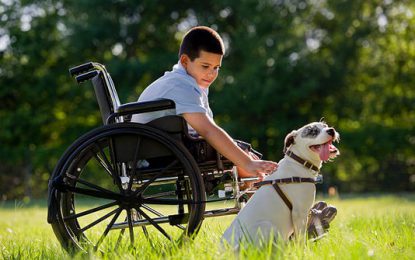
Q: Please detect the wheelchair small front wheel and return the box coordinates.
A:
[48,123,206,252]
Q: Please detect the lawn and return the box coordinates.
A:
[0,193,414,259]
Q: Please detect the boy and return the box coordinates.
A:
[132,26,278,178]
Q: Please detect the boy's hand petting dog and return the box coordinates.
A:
[237,152,278,180]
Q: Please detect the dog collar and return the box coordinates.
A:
[285,150,320,172]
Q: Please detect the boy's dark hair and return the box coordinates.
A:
[179,26,225,60]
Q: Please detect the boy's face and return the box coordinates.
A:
[180,50,222,89]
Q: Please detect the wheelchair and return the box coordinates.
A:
[47,62,257,252]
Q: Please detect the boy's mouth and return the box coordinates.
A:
[203,79,212,84]
[201,79,213,86]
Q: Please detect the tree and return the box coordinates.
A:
[0,0,414,199]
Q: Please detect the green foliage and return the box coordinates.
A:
[0,0,414,198]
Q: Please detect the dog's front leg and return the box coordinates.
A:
[291,207,309,242]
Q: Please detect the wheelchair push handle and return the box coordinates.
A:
[75,70,99,84]
[69,62,95,76]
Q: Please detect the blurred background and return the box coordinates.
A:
[0,0,414,200]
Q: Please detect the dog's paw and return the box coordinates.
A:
[311,201,327,211]
[307,204,337,239]
[321,205,337,224]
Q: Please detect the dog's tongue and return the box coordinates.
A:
[320,142,331,161]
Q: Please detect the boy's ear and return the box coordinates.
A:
[180,54,189,68]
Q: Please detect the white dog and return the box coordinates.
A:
[222,122,340,248]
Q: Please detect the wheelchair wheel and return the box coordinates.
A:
[48,123,206,252]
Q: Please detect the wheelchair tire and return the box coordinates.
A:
[48,123,206,252]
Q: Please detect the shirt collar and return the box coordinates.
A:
[172,61,209,95]
[172,61,188,76]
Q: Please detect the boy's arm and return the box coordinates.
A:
[182,113,277,177]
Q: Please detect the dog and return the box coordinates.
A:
[222,121,340,248]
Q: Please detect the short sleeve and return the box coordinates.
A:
[166,82,207,115]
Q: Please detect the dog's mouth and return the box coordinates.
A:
[309,140,339,162]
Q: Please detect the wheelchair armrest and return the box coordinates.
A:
[117,99,175,115]
[106,99,175,124]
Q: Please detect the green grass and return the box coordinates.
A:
[1,194,414,259]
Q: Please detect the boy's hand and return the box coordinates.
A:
[238,150,278,180]
[238,159,278,180]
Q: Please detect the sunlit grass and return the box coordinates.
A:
[1,194,414,259]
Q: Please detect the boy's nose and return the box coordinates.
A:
[207,69,216,76]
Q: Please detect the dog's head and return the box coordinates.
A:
[284,121,340,166]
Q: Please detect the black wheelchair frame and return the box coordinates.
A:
[47,62,254,252]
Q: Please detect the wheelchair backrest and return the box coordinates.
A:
[91,71,121,124]
[69,62,121,125]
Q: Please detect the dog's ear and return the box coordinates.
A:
[283,130,297,153]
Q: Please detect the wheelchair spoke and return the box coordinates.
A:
[108,137,123,184]
[65,185,122,200]
[127,136,142,192]
[93,143,116,177]
[94,138,123,191]
[133,160,179,196]
[175,224,186,231]
[141,204,164,217]
[63,201,118,221]
[66,174,118,195]
[142,197,194,205]
[93,153,114,177]
[94,207,123,251]
[79,207,120,233]
[135,207,172,241]
[143,191,176,199]
[135,211,156,250]
[93,142,123,192]
[114,226,126,251]
[137,212,149,237]
[126,208,135,246]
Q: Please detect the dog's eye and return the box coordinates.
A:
[301,126,321,138]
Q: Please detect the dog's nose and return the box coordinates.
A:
[326,128,335,137]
